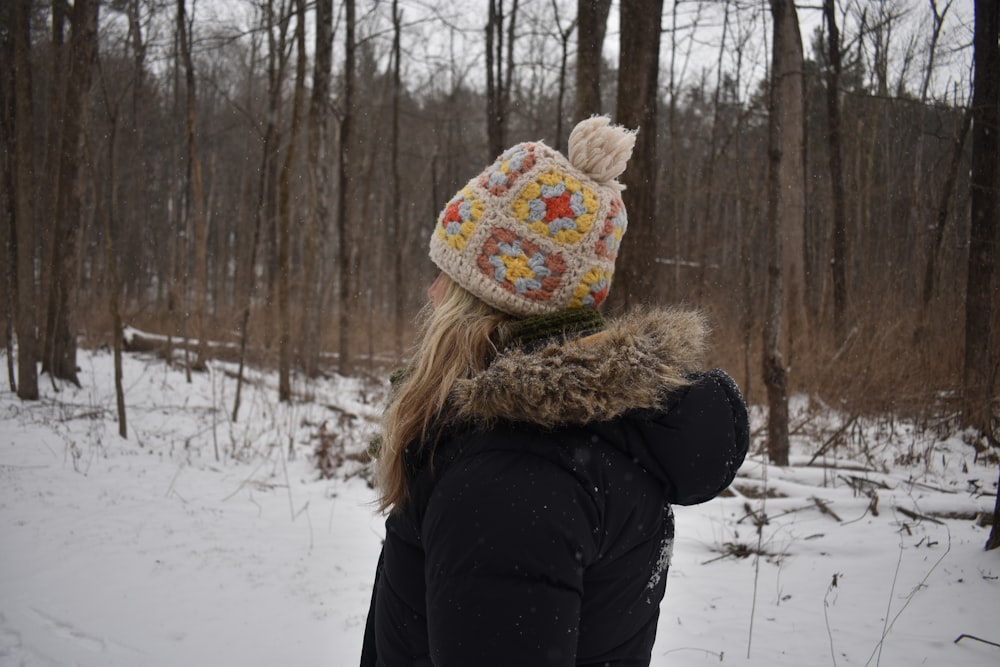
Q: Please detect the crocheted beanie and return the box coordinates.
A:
[428,116,636,317]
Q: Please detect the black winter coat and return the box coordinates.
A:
[361,310,749,667]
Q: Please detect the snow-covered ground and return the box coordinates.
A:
[1,347,997,666]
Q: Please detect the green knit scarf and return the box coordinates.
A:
[502,308,606,351]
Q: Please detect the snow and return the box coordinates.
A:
[1,348,998,666]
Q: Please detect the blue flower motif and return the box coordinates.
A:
[540,182,565,199]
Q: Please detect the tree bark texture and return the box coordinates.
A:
[337,0,356,376]
[277,0,307,402]
[303,0,333,378]
[763,0,806,466]
[7,0,39,399]
[177,0,208,370]
[964,0,999,436]
[823,0,848,342]
[42,0,100,387]
[613,0,663,310]
[574,0,611,125]
[391,0,406,360]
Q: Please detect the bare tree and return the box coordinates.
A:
[92,61,129,438]
[337,0,357,376]
[574,0,611,125]
[486,0,519,158]
[822,0,848,342]
[42,0,100,387]
[964,0,998,443]
[3,0,39,399]
[177,0,209,371]
[613,0,663,309]
[763,0,807,466]
[550,0,577,150]
[234,0,292,421]
[391,0,406,360]
[302,0,333,378]
[276,0,307,402]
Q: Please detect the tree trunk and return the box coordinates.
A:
[42,0,100,387]
[775,0,807,364]
[486,1,504,158]
[552,2,575,151]
[763,0,806,466]
[303,0,333,378]
[574,0,611,125]
[277,0,307,402]
[92,85,127,438]
[177,0,208,370]
[6,0,39,399]
[612,0,663,309]
[823,0,848,342]
[337,0,356,376]
[964,0,999,436]
[391,0,405,361]
[233,0,289,421]
[1,0,16,392]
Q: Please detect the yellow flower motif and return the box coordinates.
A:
[469,198,484,220]
[581,267,604,284]
[513,199,531,221]
[564,175,581,192]
[436,225,446,240]
[501,254,534,280]
[448,235,467,250]
[528,221,549,236]
[538,170,563,187]
[521,182,541,200]
[582,188,598,212]
[575,214,594,234]
[460,221,476,239]
[499,161,511,174]
[573,282,591,299]
[553,229,583,245]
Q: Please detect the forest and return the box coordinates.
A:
[1,0,997,472]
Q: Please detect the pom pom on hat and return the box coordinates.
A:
[428,116,635,317]
[568,116,636,190]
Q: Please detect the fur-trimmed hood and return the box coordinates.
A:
[451,308,709,427]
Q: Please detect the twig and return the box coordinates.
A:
[280,437,296,522]
[747,454,768,659]
[904,478,957,494]
[808,415,859,465]
[208,361,220,462]
[954,634,1000,649]
[221,451,272,502]
[896,506,944,525]
[874,531,905,667]
[165,464,184,499]
[865,522,953,666]
[824,573,841,667]
[811,496,843,522]
[662,647,724,661]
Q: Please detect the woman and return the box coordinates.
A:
[361,117,749,666]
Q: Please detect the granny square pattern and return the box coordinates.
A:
[428,117,634,317]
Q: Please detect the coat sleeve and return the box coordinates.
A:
[421,444,600,667]
[653,368,749,505]
[594,368,749,507]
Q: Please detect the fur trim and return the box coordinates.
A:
[452,309,708,427]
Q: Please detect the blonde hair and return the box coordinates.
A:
[376,278,511,512]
